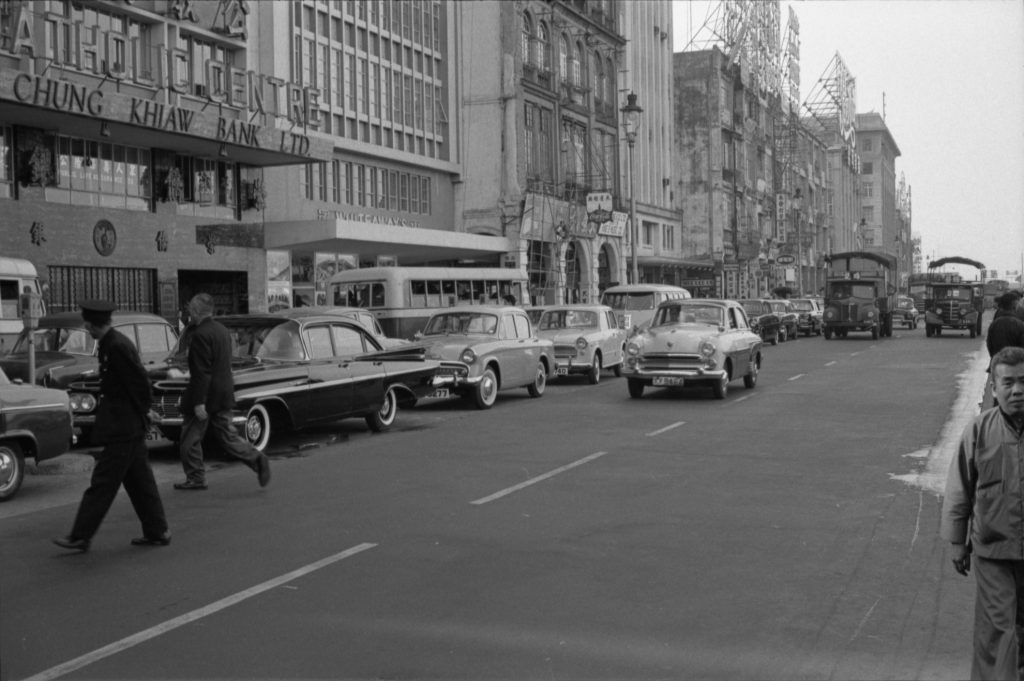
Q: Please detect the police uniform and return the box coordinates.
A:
[54,300,169,551]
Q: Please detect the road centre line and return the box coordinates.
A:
[471,452,609,505]
[825,361,838,366]
[787,374,806,381]
[732,394,754,403]
[23,543,378,681]
[646,421,686,437]
[850,351,862,356]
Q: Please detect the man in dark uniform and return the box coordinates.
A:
[175,293,270,490]
[54,300,170,552]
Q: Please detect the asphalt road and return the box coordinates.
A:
[1,319,987,680]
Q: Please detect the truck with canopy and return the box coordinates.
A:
[923,256,985,338]
[822,251,897,340]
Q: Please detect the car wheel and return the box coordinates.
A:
[613,362,622,378]
[770,329,779,346]
[712,370,730,400]
[587,355,601,385]
[823,327,832,340]
[871,325,879,340]
[527,361,547,397]
[970,326,977,339]
[0,442,25,502]
[473,367,499,409]
[743,356,759,389]
[790,326,798,340]
[366,386,398,432]
[779,327,788,343]
[244,404,272,451]
[627,378,644,398]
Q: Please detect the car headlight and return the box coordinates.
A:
[575,337,589,350]
[866,310,875,319]
[69,393,97,412]
[460,348,476,364]
[698,340,716,358]
[825,310,834,319]
[626,342,641,356]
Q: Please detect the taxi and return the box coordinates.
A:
[535,304,626,384]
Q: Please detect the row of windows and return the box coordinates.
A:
[521,10,618,106]
[302,161,431,215]
[524,103,616,189]
[296,0,443,53]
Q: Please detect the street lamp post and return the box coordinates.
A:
[621,92,643,285]
[793,188,803,296]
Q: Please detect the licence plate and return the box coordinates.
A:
[428,388,450,399]
[653,376,685,386]
[556,367,569,376]
[145,426,163,441]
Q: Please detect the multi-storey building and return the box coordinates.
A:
[258,0,522,308]
[674,46,780,300]
[0,0,334,320]
[854,112,901,257]
[619,0,691,288]
[459,0,628,305]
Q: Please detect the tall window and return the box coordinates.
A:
[536,22,549,70]
[559,35,570,82]
[592,51,603,104]
[522,13,533,64]
[571,42,582,86]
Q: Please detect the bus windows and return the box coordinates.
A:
[426,280,442,306]
[442,281,456,307]
[411,280,427,308]
[457,281,472,304]
[370,283,385,307]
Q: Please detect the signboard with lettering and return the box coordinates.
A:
[776,254,796,265]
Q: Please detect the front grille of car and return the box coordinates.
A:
[436,361,469,378]
[554,344,577,358]
[152,392,183,420]
[638,353,702,371]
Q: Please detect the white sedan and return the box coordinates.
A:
[622,299,763,400]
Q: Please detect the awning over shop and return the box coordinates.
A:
[638,256,716,269]
[264,219,514,264]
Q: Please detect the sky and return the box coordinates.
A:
[673,0,1024,281]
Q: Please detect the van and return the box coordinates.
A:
[0,257,45,353]
[599,284,691,333]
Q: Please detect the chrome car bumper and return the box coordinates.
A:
[622,366,727,382]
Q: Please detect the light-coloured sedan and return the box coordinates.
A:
[622,299,763,400]
[415,306,555,409]
[536,304,626,384]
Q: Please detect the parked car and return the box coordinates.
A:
[139,312,460,450]
[0,366,75,501]
[621,299,762,400]
[535,304,626,384]
[413,305,554,408]
[0,311,178,443]
[279,306,407,348]
[767,299,799,341]
[790,298,823,336]
[738,299,782,345]
[893,295,920,330]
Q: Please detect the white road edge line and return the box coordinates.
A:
[787,374,805,381]
[647,421,686,437]
[471,452,609,505]
[22,543,379,681]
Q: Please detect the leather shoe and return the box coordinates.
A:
[257,454,271,487]
[174,480,207,490]
[53,536,90,552]
[131,532,171,547]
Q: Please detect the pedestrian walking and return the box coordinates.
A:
[942,345,1024,679]
[175,293,270,490]
[988,294,1024,358]
[53,300,169,552]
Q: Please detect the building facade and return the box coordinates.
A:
[459,0,628,306]
[0,0,334,322]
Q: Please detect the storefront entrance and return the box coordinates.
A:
[178,270,249,317]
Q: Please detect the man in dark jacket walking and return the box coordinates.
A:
[175,293,270,490]
[54,300,169,552]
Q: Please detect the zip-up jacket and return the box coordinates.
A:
[942,408,1024,558]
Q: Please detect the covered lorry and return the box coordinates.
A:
[923,256,985,338]
[822,251,897,340]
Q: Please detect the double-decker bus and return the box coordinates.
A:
[328,267,530,340]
